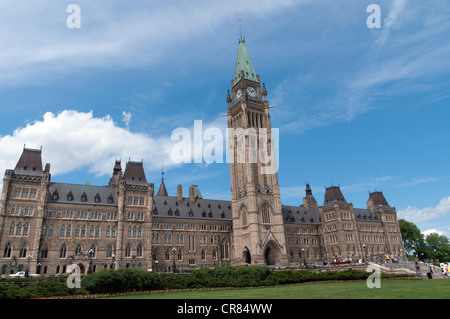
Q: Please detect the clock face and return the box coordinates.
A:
[246,86,257,98]
[235,88,242,99]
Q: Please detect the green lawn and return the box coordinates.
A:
[105,279,450,299]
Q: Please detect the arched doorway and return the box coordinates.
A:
[264,242,279,266]
[243,247,251,264]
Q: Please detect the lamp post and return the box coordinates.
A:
[362,244,367,262]
[302,248,307,269]
[26,254,31,277]
[87,249,94,274]
[172,247,177,273]
[111,254,115,270]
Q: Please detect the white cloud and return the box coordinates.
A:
[122,111,132,129]
[0,110,176,179]
[422,229,447,238]
[398,196,450,227]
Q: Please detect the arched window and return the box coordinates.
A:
[95,226,99,237]
[240,206,248,227]
[60,225,65,236]
[201,249,206,260]
[9,222,15,234]
[19,243,27,258]
[106,226,110,236]
[177,249,182,261]
[76,225,80,237]
[111,226,116,237]
[60,244,67,258]
[75,244,82,255]
[125,245,131,257]
[48,224,53,236]
[165,249,170,260]
[90,226,94,237]
[261,203,271,224]
[16,222,22,235]
[23,223,29,235]
[137,244,143,257]
[3,243,11,258]
[11,206,15,214]
[107,245,113,257]
[128,226,132,237]
[66,225,71,236]
[40,244,48,258]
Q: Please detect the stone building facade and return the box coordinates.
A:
[0,38,406,276]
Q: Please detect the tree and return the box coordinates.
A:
[399,219,424,256]
[424,233,450,262]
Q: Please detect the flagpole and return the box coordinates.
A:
[238,19,242,39]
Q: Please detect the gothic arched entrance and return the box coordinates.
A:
[243,247,251,264]
[264,242,279,266]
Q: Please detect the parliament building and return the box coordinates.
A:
[0,38,406,275]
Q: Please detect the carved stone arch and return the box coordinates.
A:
[242,246,251,264]
[258,201,272,224]
[263,240,280,266]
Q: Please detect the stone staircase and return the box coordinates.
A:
[367,261,426,277]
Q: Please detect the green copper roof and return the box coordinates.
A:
[233,37,258,86]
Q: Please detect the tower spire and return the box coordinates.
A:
[157,165,168,196]
[233,36,257,86]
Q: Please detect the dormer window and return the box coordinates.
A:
[52,191,59,200]
[67,192,73,201]
[81,192,87,202]
[95,196,101,203]
[108,195,114,204]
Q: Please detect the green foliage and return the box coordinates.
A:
[0,266,411,299]
[0,280,86,299]
[81,268,162,294]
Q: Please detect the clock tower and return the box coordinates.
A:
[227,37,288,266]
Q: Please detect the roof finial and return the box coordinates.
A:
[161,164,165,181]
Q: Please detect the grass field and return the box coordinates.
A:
[105,279,450,299]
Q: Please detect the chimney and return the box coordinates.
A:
[189,185,195,203]
[177,184,183,202]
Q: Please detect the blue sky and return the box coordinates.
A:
[1,0,449,237]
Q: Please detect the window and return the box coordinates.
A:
[48,224,53,236]
[52,191,58,200]
[108,195,114,204]
[107,245,113,258]
[67,193,73,201]
[9,222,15,234]
[60,245,66,258]
[40,245,48,258]
[23,223,28,235]
[75,245,81,255]
[81,193,87,202]
[125,245,131,257]
[3,243,11,258]
[137,244,143,257]
[95,195,101,203]
[261,203,271,224]
[19,244,27,258]
[10,206,15,215]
